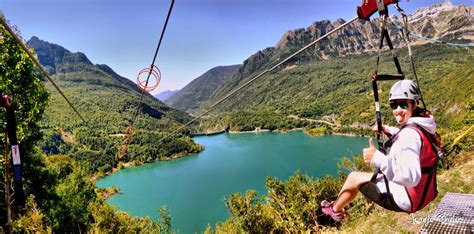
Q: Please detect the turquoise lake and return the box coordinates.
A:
[96,131,369,233]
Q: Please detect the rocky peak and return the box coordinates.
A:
[411,0,457,22]
[27,36,92,74]
[273,2,472,58]
[408,3,473,42]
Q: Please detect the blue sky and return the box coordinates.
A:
[1,0,470,93]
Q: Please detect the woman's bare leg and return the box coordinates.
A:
[332,171,374,212]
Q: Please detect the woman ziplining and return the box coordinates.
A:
[320,0,446,220]
[321,80,441,220]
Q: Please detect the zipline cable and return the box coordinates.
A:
[119,0,174,159]
[0,17,87,123]
[131,0,174,124]
[155,16,359,144]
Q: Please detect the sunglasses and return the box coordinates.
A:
[390,101,410,110]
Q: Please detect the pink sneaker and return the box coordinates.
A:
[321,200,345,221]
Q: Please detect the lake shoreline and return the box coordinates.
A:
[95,130,370,233]
[94,126,368,183]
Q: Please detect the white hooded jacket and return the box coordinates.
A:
[370,115,436,211]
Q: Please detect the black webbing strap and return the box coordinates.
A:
[421,167,434,174]
[382,28,403,75]
[375,74,404,81]
[376,0,388,15]
[1,93,25,207]
[370,11,405,182]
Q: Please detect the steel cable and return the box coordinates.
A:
[131,0,174,124]
[120,0,174,159]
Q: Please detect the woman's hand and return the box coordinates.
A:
[372,125,392,137]
[363,138,376,164]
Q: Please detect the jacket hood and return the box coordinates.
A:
[407,115,436,134]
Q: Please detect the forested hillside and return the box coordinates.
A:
[27,36,202,174]
[1,24,176,232]
[202,45,472,130]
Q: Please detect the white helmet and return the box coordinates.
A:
[389,80,420,101]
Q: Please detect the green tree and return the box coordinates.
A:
[1,19,50,227]
[53,167,95,231]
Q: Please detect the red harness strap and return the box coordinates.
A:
[398,124,439,213]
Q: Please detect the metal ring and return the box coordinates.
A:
[136,65,161,92]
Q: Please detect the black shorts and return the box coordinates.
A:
[359,175,406,213]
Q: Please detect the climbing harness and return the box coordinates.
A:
[0,17,87,124]
[1,92,25,207]
[360,123,441,213]
[119,0,174,159]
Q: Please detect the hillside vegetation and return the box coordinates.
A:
[27,36,202,175]
[165,65,240,113]
[198,45,472,135]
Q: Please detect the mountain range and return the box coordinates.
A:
[27,1,473,133]
[167,2,472,118]
[194,2,473,128]
[27,36,192,129]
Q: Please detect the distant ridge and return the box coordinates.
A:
[165,65,240,112]
[155,90,179,101]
